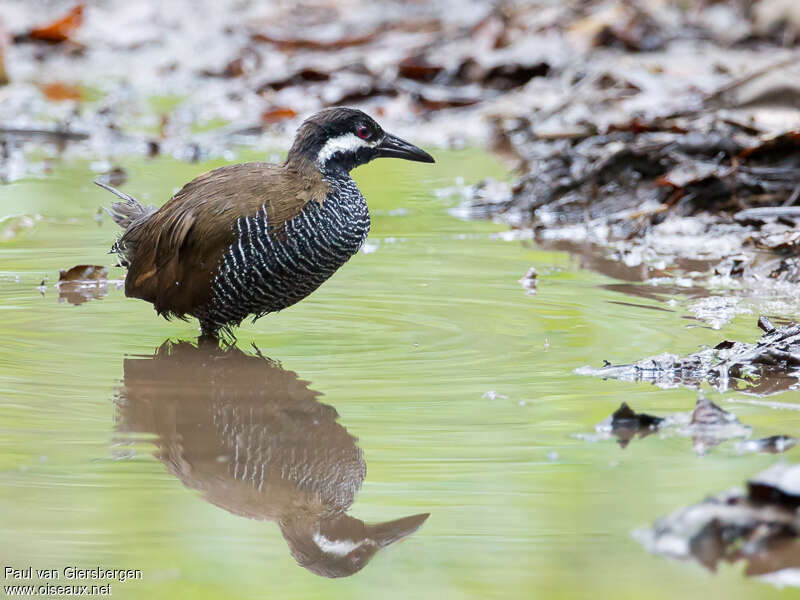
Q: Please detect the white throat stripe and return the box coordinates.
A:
[316,133,369,167]
[312,532,363,556]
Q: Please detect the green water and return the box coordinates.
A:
[1,149,799,599]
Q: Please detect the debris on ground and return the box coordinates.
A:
[736,435,798,455]
[634,463,800,588]
[0,0,797,199]
[592,402,663,448]
[575,394,767,455]
[518,266,538,295]
[56,264,117,304]
[576,318,800,396]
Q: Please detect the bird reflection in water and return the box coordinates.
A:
[114,340,429,578]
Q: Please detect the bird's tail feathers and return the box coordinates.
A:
[95,180,156,230]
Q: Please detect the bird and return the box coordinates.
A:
[97,107,434,338]
[116,340,430,577]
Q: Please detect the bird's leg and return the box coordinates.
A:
[198,319,221,347]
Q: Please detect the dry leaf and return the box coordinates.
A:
[39,81,82,101]
[28,4,84,43]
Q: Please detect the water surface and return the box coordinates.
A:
[1,149,799,598]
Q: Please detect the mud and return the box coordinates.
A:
[635,463,800,586]
[577,318,800,396]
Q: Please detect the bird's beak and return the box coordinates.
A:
[377,133,435,163]
[367,513,430,547]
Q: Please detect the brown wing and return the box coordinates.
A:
[120,161,329,318]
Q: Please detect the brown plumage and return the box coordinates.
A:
[115,340,430,577]
[100,107,435,337]
[113,159,328,319]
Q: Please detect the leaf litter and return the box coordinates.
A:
[634,463,800,587]
[576,318,800,396]
[56,264,121,305]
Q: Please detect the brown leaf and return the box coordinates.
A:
[202,57,245,79]
[57,264,110,305]
[256,68,330,93]
[39,81,82,101]
[58,264,108,282]
[27,4,84,44]
[398,56,443,82]
[261,107,297,124]
[0,18,8,85]
[201,47,261,79]
[251,27,378,51]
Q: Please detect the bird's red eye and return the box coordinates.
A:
[356,126,370,140]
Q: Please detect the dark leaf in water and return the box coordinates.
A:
[57,265,110,305]
[608,402,663,448]
[612,402,663,430]
[58,265,108,282]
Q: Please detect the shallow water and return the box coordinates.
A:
[2,149,800,598]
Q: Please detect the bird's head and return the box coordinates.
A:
[287,107,435,174]
[280,512,430,578]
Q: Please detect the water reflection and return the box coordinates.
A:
[114,340,429,578]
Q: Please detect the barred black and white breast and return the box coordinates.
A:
[100,107,434,338]
[203,175,370,332]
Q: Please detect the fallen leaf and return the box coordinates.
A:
[27,4,84,44]
[59,264,108,282]
[637,463,800,579]
[0,17,8,85]
[398,56,443,82]
[57,264,110,305]
[605,402,663,447]
[251,27,379,51]
[39,81,82,101]
[261,107,297,124]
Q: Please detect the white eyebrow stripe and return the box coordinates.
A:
[316,133,369,167]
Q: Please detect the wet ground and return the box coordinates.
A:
[3,149,800,598]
